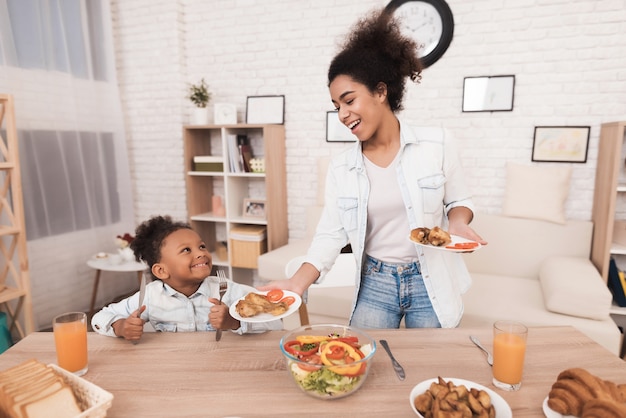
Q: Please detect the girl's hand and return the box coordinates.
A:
[113,306,146,341]
[208,297,239,330]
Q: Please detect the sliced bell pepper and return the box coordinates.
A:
[296,335,331,344]
[320,340,364,376]
[283,340,319,357]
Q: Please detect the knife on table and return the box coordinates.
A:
[379,339,406,380]
[131,273,146,345]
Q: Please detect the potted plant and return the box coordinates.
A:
[188,78,211,124]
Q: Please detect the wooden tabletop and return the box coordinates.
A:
[1,326,624,417]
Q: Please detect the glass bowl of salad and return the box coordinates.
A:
[279,324,377,399]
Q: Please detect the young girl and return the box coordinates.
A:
[92,215,282,340]
[261,9,486,329]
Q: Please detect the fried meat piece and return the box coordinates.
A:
[427,226,452,247]
[235,292,289,318]
[410,227,431,244]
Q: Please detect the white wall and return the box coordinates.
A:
[111,0,626,241]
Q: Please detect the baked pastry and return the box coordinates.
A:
[547,368,626,417]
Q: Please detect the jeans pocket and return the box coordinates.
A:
[418,174,445,214]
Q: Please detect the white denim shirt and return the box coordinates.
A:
[91,278,282,336]
[305,121,475,328]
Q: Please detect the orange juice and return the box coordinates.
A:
[53,313,88,375]
[492,332,526,384]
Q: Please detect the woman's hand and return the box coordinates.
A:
[257,262,320,296]
[208,297,239,330]
[447,207,488,245]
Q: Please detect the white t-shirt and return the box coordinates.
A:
[364,153,418,263]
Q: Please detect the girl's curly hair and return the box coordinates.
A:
[129,215,192,280]
[327,8,422,112]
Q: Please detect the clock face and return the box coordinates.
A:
[385,0,454,68]
[214,103,237,125]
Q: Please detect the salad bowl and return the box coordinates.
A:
[279,324,376,399]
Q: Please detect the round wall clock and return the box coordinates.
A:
[214,103,237,125]
[384,0,454,68]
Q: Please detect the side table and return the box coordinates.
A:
[87,255,147,316]
[609,302,626,359]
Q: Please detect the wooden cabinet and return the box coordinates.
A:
[0,94,34,339]
[591,121,626,282]
[183,124,287,286]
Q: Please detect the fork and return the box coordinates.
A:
[215,270,228,341]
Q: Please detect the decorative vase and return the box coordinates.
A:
[191,107,209,125]
[118,247,135,262]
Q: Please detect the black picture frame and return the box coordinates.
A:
[462,75,515,112]
[245,95,285,124]
[531,126,590,163]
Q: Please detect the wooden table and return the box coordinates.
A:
[1,327,624,417]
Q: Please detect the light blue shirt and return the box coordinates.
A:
[305,121,475,328]
[91,278,282,336]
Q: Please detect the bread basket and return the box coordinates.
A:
[49,364,114,418]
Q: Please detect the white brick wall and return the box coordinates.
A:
[112,0,626,242]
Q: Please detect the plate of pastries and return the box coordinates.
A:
[230,290,301,323]
[410,226,481,253]
[410,376,511,417]
[543,367,626,417]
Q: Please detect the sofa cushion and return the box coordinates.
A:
[502,163,571,224]
[539,256,612,320]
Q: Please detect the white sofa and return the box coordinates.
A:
[460,213,621,356]
[257,158,622,356]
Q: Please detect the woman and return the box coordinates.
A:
[261,9,485,329]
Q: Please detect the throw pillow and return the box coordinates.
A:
[539,256,612,320]
[502,163,572,224]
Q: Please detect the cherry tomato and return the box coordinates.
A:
[279,296,296,306]
[266,289,284,302]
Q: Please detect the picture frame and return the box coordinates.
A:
[531,126,590,163]
[245,95,284,124]
[243,198,266,219]
[462,75,515,112]
[326,111,356,142]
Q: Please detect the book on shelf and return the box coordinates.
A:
[226,134,242,172]
[237,135,253,172]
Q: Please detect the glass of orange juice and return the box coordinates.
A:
[492,320,527,391]
[53,312,88,376]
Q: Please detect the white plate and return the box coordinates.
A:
[409,377,512,418]
[229,290,302,323]
[542,396,575,418]
[411,233,482,253]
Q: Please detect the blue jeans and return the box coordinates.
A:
[350,255,441,329]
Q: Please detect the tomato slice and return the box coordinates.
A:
[297,354,323,371]
[266,289,284,302]
[279,296,296,306]
[325,345,346,360]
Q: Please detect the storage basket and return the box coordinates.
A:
[49,364,114,418]
[230,225,267,268]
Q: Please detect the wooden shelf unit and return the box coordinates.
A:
[183,124,288,285]
[0,94,35,339]
[591,121,626,282]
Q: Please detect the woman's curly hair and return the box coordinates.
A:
[327,8,422,112]
[130,215,192,279]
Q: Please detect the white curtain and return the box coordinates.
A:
[0,0,135,329]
